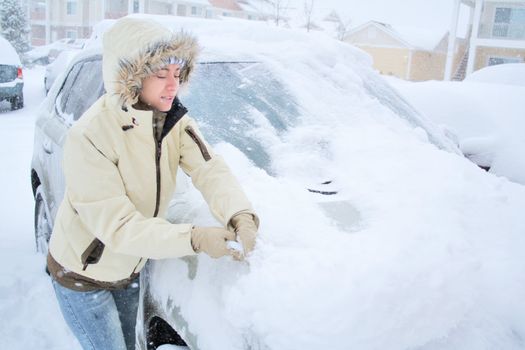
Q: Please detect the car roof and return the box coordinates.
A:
[0,36,21,66]
[84,14,370,63]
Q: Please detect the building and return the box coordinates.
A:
[445,0,525,80]
[343,21,467,81]
[27,0,263,46]
[344,0,524,81]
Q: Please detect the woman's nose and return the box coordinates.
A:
[166,75,179,89]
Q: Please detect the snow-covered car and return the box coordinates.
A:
[32,15,525,350]
[44,49,81,93]
[24,38,87,66]
[0,35,24,110]
[388,63,525,185]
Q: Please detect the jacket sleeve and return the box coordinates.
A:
[178,116,258,227]
[62,126,196,259]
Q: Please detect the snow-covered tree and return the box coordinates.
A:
[336,17,352,41]
[303,0,315,32]
[0,0,31,54]
[266,0,289,26]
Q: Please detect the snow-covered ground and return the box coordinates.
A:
[2,17,525,350]
[0,67,80,348]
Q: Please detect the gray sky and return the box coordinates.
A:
[290,0,471,35]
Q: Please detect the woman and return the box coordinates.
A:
[47,17,259,350]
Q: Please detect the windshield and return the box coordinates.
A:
[181,62,300,171]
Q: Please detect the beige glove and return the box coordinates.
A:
[191,226,238,259]
[230,213,259,257]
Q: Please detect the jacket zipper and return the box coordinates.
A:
[153,139,162,217]
[131,138,163,276]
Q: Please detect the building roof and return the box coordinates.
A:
[181,0,211,5]
[347,20,447,52]
[208,0,242,11]
[236,0,270,14]
[392,24,447,51]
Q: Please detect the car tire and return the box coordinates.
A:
[10,92,24,110]
[34,185,52,254]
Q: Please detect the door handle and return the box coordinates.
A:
[43,138,53,154]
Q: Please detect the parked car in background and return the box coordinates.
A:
[0,36,24,111]
[32,15,488,350]
[24,38,86,66]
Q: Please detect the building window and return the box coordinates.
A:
[66,0,77,15]
[133,0,140,13]
[66,30,77,39]
[108,0,127,14]
[493,7,525,39]
[177,4,186,16]
[488,56,523,66]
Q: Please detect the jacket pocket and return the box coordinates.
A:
[185,125,211,161]
[81,238,105,271]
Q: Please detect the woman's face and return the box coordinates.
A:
[139,64,181,112]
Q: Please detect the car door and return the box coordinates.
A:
[44,56,104,221]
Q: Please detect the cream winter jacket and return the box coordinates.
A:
[48,17,256,286]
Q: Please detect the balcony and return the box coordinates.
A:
[479,23,525,40]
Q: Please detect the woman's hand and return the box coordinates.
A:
[191,226,240,259]
[230,213,258,257]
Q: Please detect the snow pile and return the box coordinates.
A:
[464,63,525,87]
[141,17,525,350]
[0,35,21,65]
[387,76,525,185]
[0,67,79,349]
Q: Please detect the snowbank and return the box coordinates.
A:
[464,63,525,87]
[141,17,525,350]
[387,76,525,185]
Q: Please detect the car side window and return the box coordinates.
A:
[55,62,82,121]
[56,57,104,124]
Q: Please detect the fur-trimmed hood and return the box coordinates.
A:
[102,17,199,109]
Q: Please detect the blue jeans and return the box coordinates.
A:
[51,278,140,350]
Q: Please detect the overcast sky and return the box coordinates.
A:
[288,0,471,35]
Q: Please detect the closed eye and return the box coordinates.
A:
[156,75,180,79]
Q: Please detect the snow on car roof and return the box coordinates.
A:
[75,15,458,154]
[0,36,21,66]
[87,14,371,64]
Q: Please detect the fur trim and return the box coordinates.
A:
[114,31,199,109]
